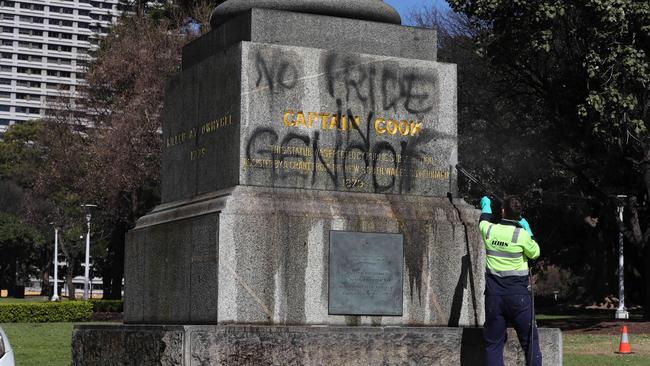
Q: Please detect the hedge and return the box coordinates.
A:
[0,301,93,323]
[90,299,123,313]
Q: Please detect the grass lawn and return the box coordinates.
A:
[0,322,75,366]
[564,333,650,366]
[0,296,51,304]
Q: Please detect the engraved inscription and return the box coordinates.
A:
[164,113,233,161]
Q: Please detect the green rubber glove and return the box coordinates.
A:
[518,217,533,236]
[480,196,492,214]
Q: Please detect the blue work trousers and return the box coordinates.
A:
[484,294,542,366]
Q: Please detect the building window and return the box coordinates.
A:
[17,67,41,75]
[49,32,73,40]
[47,44,72,52]
[49,7,74,15]
[0,65,11,72]
[19,28,43,36]
[15,106,40,114]
[0,13,13,20]
[19,3,44,11]
[47,70,71,78]
[48,57,72,65]
[0,78,10,85]
[18,16,44,24]
[16,80,40,88]
[0,105,10,112]
[19,41,42,50]
[0,2,15,8]
[16,93,40,101]
[1,39,13,46]
[49,19,73,27]
[18,54,42,62]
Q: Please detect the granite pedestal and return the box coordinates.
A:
[72,324,562,366]
[72,1,561,364]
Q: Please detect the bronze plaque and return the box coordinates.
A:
[329,231,403,316]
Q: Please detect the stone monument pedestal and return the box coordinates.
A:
[123,186,485,327]
[72,324,562,365]
[72,1,562,364]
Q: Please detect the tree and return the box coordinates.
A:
[0,122,59,297]
[28,120,91,300]
[0,212,44,295]
[441,0,650,312]
[75,12,190,298]
[34,0,211,300]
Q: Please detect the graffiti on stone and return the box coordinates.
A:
[241,47,453,194]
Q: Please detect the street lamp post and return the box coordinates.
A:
[81,204,97,300]
[50,224,59,302]
[615,195,629,320]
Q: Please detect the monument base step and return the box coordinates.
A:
[72,324,562,365]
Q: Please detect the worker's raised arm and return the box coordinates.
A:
[479,196,493,240]
[520,230,540,260]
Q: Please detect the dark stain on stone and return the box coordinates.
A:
[448,254,470,327]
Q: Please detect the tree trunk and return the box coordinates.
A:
[40,267,51,297]
[635,145,650,318]
[6,257,16,297]
[644,244,650,319]
[66,272,76,300]
[104,221,127,299]
[589,225,609,301]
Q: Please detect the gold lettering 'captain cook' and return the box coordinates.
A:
[283,109,423,136]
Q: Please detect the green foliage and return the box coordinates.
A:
[448,0,650,143]
[90,299,123,313]
[0,212,43,249]
[0,212,45,287]
[0,121,43,187]
[0,301,92,322]
[415,1,649,308]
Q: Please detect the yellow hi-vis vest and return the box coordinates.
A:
[479,220,540,277]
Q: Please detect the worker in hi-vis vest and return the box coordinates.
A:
[479,195,542,366]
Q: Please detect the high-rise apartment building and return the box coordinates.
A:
[0,0,123,131]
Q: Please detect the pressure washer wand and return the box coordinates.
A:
[455,164,503,202]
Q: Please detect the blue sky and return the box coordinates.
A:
[384,0,450,24]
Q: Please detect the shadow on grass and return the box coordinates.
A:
[537,307,648,334]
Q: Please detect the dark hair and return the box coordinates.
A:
[503,196,523,220]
